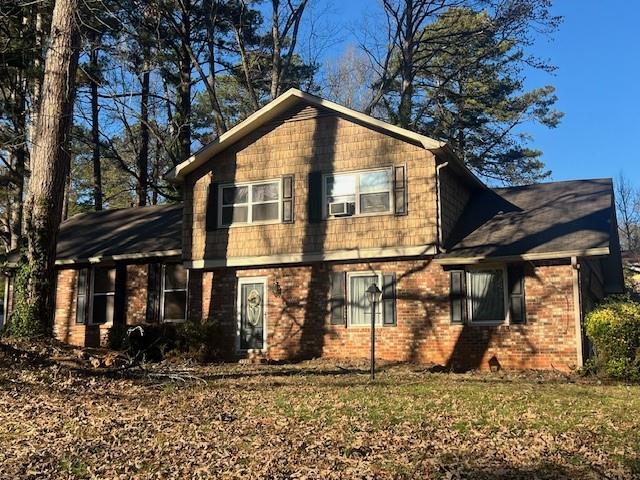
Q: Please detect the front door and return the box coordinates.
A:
[237,278,266,351]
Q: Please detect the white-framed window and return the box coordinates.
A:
[218,180,281,227]
[347,271,383,326]
[323,168,393,218]
[466,266,508,324]
[161,263,189,323]
[89,267,116,325]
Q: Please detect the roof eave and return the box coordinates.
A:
[165,88,449,183]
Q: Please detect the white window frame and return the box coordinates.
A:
[218,179,282,227]
[160,263,189,323]
[322,167,394,219]
[346,271,384,327]
[88,267,116,326]
[466,265,510,325]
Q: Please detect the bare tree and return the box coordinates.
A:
[17,0,81,335]
[616,172,640,253]
[269,0,309,99]
[323,45,376,111]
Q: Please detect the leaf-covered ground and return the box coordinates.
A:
[1,340,639,479]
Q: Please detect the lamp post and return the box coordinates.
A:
[366,282,383,381]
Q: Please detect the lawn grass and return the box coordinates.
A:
[1,342,639,479]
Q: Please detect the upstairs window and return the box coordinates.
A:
[324,168,393,218]
[218,180,281,227]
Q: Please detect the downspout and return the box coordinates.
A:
[571,256,584,368]
[435,161,449,253]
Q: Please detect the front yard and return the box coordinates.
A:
[1,341,639,479]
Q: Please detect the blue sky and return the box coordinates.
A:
[317,0,640,184]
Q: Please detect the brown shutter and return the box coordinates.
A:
[508,265,526,324]
[146,263,161,323]
[394,165,407,215]
[308,171,323,223]
[382,273,397,326]
[113,264,127,325]
[206,183,219,231]
[282,174,295,223]
[449,270,466,324]
[75,268,89,324]
[329,271,346,325]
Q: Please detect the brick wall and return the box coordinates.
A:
[184,104,438,262]
[195,258,579,371]
[125,264,149,325]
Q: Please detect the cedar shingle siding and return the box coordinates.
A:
[184,105,438,262]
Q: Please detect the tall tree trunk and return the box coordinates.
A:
[398,0,414,129]
[9,87,26,250]
[270,0,281,99]
[89,36,102,210]
[176,0,192,162]
[18,0,80,336]
[137,58,150,207]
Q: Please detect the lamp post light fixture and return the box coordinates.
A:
[366,282,383,381]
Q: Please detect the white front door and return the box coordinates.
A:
[236,277,267,351]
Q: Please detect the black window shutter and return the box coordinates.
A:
[282,174,295,223]
[75,268,89,324]
[394,165,407,215]
[382,273,397,326]
[308,171,323,223]
[113,264,127,325]
[146,263,161,323]
[329,271,346,325]
[205,183,219,231]
[508,265,526,324]
[449,270,466,324]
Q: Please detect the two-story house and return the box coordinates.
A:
[2,89,624,371]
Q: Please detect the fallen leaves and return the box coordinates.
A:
[0,338,639,479]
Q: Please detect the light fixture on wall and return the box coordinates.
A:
[270,278,282,297]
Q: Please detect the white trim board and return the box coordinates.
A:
[185,244,438,269]
[55,249,182,266]
[434,247,610,265]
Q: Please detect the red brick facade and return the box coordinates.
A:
[43,258,581,370]
[190,259,580,371]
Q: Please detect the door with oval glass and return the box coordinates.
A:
[237,277,267,351]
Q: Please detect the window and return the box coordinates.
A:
[161,263,188,322]
[467,268,507,323]
[91,267,115,325]
[219,180,281,226]
[347,272,383,326]
[324,168,393,218]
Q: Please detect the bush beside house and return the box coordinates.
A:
[585,295,640,381]
[107,321,229,363]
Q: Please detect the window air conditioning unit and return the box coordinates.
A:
[329,202,354,216]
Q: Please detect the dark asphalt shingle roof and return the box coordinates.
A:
[441,178,616,259]
[55,204,182,261]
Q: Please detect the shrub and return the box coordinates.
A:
[585,294,640,381]
[107,321,229,363]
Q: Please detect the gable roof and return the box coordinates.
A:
[439,178,617,262]
[165,88,482,187]
[52,204,182,264]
